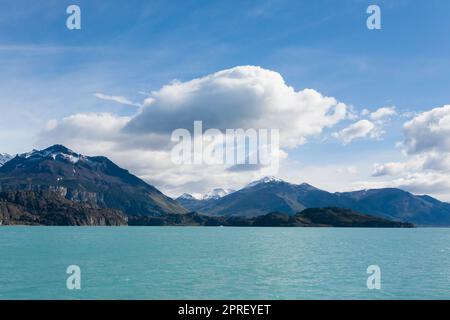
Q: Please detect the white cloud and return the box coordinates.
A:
[370,106,396,121]
[371,153,450,178]
[94,92,140,107]
[372,162,408,177]
[372,158,423,177]
[332,119,377,144]
[403,105,450,154]
[373,105,450,177]
[367,105,450,200]
[41,113,130,142]
[392,172,450,195]
[351,172,450,200]
[422,152,450,172]
[125,66,348,149]
[39,112,170,153]
[39,66,349,196]
[333,106,397,145]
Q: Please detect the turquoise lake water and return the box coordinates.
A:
[0,227,449,299]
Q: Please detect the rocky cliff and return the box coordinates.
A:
[0,190,127,226]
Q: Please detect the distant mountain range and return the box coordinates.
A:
[177,188,235,211]
[0,145,449,226]
[177,176,450,226]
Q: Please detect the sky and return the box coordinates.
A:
[1,0,450,200]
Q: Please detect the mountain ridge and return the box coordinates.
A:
[1,145,449,226]
[0,153,12,167]
[0,145,187,216]
[177,177,450,226]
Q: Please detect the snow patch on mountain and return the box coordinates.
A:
[202,188,235,200]
[0,153,13,167]
[19,145,84,164]
[177,188,235,201]
[178,193,200,200]
[246,176,284,188]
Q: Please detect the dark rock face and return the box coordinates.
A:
[128,207,414,228]
[0,145,187,217]
[0,190,127,226]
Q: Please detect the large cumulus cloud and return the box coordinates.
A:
[124,66,348,148]
[38,66,349,195]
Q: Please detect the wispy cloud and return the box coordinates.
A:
[0,44,103,54]
[94,93,141,107]
[248,0,278,17]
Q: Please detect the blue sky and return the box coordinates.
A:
[1,1,450,198]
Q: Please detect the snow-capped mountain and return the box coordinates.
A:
[202,188,235,200]
[177,188,235,202]
[0,153,13,167]
[0,153,12,166]
[176,188,235,211]
[0,144,187,216]
[245,176,284,188]
[18,145,84,164]
[178,193,199,200]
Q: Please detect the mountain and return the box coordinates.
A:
[0,153,12,167]
[176,193,206,211]
[0,190,413,227]
[0,190,127,226]
[1,146,449,226]
[0,145,187,216]
[336,188,450,226]
[184,177,450,226]
[245,176,283,188]
[294,207,413,228]
[128,207,413,228]
[189,178,341,217]
[176,188,235,211]
[203,188,235,200]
